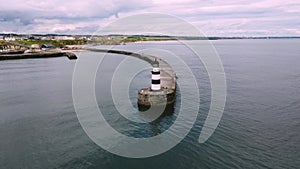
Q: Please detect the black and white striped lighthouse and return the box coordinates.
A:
[151,59,161,91]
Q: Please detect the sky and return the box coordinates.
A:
[0,0,299,36]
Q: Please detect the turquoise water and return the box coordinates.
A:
[0,39,299,168]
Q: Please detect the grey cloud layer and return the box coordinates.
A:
[0,0,299,36]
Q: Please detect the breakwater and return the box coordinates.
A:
[85,48,177,107]
[85,48,176,89]
[0,52,77,60]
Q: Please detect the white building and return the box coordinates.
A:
[4,37,16,41]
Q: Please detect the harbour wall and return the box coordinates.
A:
[85,48,177,107]
[0,52,77,60]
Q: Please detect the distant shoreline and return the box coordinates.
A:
[1,36,299,57]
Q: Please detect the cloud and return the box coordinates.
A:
[0,0,299,36]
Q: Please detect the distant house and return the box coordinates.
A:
[4,37,15,41]
[53,36,75,40]
[31,44,40,49]
[25,44,41,53]
[64,36,75,40]
[41,37,51,40]
[41,44,55,49]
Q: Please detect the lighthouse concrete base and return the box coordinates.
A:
[137,87,176,108]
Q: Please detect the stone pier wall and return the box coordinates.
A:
[85,48,176,89]
[85,48,177,107]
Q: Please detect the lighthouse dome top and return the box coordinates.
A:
[152,58,159,67]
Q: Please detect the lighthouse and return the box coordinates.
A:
[138,57,176,108]
[151,59,161,91]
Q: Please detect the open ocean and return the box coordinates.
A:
[0,39,299,169]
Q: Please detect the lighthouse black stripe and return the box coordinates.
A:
[152,79,160,84]
[151,71,160,75]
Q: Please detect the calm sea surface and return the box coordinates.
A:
[0,39,299,169]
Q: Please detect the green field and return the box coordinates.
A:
[14,40,87,48]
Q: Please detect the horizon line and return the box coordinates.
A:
[1,33,300,38]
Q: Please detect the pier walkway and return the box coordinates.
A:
[85,48,176,90]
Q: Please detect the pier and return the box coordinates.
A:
[0,52,77,60]
[85,48,177,107]
[85,48,176,88]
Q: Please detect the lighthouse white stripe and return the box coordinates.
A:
[151,84,161,90]
[152,74,160,79]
